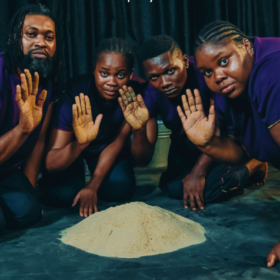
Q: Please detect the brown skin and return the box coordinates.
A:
[0,15,55,189]
[94,53,133,100]
[46,52,133,217]
[120,49,211,210]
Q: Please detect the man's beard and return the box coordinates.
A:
[18,49,56,80]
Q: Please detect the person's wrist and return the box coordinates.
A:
[76,140,90,151]
[132,122,147,133]
[189,166,207,179]
[198,134,215,149]
[16,124,32,137]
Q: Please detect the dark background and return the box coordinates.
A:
[1,0,280,79]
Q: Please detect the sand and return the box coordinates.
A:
[60,202,206,258]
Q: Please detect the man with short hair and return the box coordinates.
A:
[119,35,267,210]
[0,4,61,230]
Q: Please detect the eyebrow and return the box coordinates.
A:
[26,26,54,33]
[212,51,224,61]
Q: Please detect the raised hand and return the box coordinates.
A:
[72,93,103,145]
[118,85,149,130]
[16,70,47,133]
[177,89,215,147]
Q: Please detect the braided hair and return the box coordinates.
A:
[139,35,181,62]
[3,3,62,82]
[94,38,134,72]
[196,21,253,49]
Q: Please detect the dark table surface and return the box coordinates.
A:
[1,166,280,280]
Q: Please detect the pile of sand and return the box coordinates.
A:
[60,202,206,258]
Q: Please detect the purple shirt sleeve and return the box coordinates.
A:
[52,91,73,131]
[249,54,280,128]
[143,85,159,119]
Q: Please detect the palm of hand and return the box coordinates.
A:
[182,111,215,147]
[20,95,43,132]
[73,114,98,144]
[124,101,149,130]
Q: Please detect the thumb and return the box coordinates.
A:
[94,114,103,129]
[267,252,277,268]
[136,94,146,108]
[72,193,80,207]
[208,99,215,124]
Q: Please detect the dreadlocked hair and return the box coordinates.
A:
[94,38,134,72]
[139,35,181,62]
[196,21,253,49]
[3,3,62,83]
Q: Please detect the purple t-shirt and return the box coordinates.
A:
[0,52,52,172]
[52,74,145,158]
[143,56,212,161]
[214,37,280,166]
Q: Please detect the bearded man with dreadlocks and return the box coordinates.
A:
[0,4,61,230]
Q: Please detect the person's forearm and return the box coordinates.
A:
[24,139,45,187]
[131,125,155,166]
[191,153,213,177]
[0,125,30,165]
[198,135,249,164]
[46,140,87,172]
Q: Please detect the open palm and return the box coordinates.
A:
[118,85,149,130]
[73,93,103,145]
[177,89,215,147]
[16,70,47,133]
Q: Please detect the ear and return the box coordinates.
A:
[183,54,189,69]
[243,38,254,57]
[129,68,134,80]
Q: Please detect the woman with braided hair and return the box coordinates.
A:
[176,20,280,268]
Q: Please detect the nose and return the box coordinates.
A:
[215,69,227,85]
[35,35,47,48]
[107,76,117,87]
[160,76,172,89]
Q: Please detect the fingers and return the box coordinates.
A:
[32,72,39,97]
[118,97,126,113]
[128,86,137,102]
[182,94,191,117]
[75,95,82,117]
[119,87,129,106]
[267,252,277,268]
[37,90,47,108]
[189,195,196,211]
[208,99,215,124]
[80,93,86,115]
[94,114,103,129]
[20,73,28,100]
[186,89,196,113]
[183,192,188,209]
[195,195,204,210]
[94,204,98,213]
[136,94,147,109]
[85,95,92,115]
[15,85,24,109]
[72,193,80,207]
[193,89,204,112]
[83,204,89,218]
[89,206,93,216]
[177,106,187,123]
[79,202,84,217]
[24,69,33,96]
[72,104,78,120]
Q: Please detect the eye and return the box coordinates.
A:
[220,58,228,66]
[167,68,175,75]
[117,73,125,79]
[101,72,108,77]
[27,32,36,37]
[150,76,158,81]
[203,70,212,77]
[46,35,54,41]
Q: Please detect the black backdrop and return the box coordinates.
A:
[1,0,280,79]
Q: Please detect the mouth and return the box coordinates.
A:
[163,88,177,95]
[220,83,235,94]
[104,89,118,96]
[31,50,48,59]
